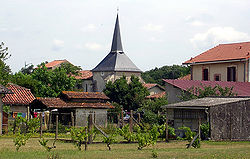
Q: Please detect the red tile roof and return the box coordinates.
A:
[178,74,191,80]
[163,79,250,97]
[45,60,69,68]
[0,84,12,94]
[2,83,35,105]
[184,42,250,64]
[146,92,166,99]
[143,83,157,89]
[36,97,113,109]
[73,70,93,80]
[61,91,109,100]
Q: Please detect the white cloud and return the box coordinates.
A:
[52,39,65,51]
[142,24,164,32]
[190,27,250,49]
[81,24,97,32]
[84,42,102,51]
[190,20,205,27]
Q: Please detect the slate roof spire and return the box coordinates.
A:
[111,14,123,53]
[92,14,142,73]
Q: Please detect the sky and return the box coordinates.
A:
[1,0,250,73]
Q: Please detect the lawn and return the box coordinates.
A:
[0,137,249,159]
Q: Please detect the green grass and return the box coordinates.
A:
[0,137,250,159]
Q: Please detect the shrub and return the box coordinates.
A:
[200,123,210,140]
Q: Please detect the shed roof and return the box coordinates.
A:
[34,97,113,109]
[163,79,250,97]
[45,59,69,69]
[2,83,35,105]
[183,41,250,65]
[61,91,109,100]
[162,97,250,109]
[73,70,93,80]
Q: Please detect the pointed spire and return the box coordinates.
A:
[111,14,123,53]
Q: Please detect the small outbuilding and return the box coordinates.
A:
[30,91,114,127]
[162,97,250,141]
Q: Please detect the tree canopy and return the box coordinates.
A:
[104,75,149,111]
[142,65,190,86]
[12,63,77,97]
[0,42,11,86]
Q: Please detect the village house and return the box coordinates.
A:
[44,59,71,70]
[163,79,250,103]
[30,91,113,127]
[0,84,12,135]
[143,83,166,99]
[183,42,250,82]
[2,83,35,115]
[162,97,250,141]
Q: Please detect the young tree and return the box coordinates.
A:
[0,42,11,85]
[104,75,149,111]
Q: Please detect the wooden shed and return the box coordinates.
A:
[162,97,250,141]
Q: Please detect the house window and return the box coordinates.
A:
[203,68,209,81]
[214,74,221,81]
[227,67,236,82]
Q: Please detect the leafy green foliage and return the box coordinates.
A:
[104,75,149,111]
[152,149,158,158]
[179,84,237,101]
[12,63,77,97]
[0,42,11,85]
[200,123,210,140]
[117,124,136,142]
[142,65,190,86]
[13,131,31,151]
[103,134,117,150]
[138,98,168,124]
[13,117,40,151]
[38,138,56,152]
[178,126,200,148]
[69,127,89,151]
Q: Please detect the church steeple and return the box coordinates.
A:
[111,14,123,53]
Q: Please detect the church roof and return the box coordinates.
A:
[92,14,142,73]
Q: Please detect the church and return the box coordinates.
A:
[90,14,143,92]
[45,14,143,92]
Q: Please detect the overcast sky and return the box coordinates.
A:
[1,0,250,72]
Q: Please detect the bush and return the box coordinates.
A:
[200,123,210,140]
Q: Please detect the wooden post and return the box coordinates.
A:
[71,112,74,127]
[129,110,133,132]
[121,108,124,127]
[198,117,201,140]
[138,113,141,124]
[94,112,96,124]
[55,115,58,140]
[117,113,120,128]
[165,116,169,142]
[88,113,93,144]
[40,113,43,138]
[27,106,30,121]
[48,110,52,130]
[85,127,88,151]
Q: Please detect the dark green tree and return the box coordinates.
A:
[104,75,149,111]
[142,65,190,86]
[0,42,11,85]
[12,63,77,97]
[179,84,237,101]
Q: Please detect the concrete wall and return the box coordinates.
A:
[75,108,107,127]
[210,100,250,140]
[165,83,183,104]
[192,61,247,82]
[92,71,142,92]
[148,87,165,95]
[76,79,94,92]
[10,105,27,113]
